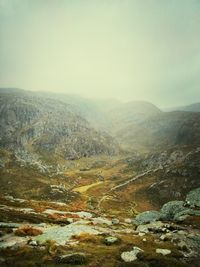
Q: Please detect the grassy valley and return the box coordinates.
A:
[0,89,200,267]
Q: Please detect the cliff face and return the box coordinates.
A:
[0,92,119,161]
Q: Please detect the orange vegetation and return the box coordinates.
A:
[72,232,99,243]
[15,225,43,236]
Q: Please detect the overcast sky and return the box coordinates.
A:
[0,0,199,107]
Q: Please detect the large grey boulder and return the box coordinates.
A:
[133,210,161,225]
[160,201,188,221]
[186,188,200,208]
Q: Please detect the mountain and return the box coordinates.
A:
[0,89,119,163]
[1,88,199,154]
[164,102,200,112]
[114,111,200,151]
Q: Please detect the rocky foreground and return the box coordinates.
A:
[0,188,200,267]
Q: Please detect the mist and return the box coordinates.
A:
[0,0,199,107]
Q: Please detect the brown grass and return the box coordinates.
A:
[15,225,43,236]
[72,232,99,243]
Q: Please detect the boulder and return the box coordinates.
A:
[186,188,200,208]
[134,211,161,225]
[56,253,88,264]
[160,201,187,221]
[121,246,144,262]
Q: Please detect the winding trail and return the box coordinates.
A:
[97,168,160,209]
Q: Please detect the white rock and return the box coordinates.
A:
[121,247,144,262]
[28,240,38,246]
[92,217,112,226]
[112,218,119,225]
[160,233,172,241]
[156,248,171,256]
[139,232,145,237]
[124,218,132,224]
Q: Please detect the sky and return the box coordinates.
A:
[0,0,199,107]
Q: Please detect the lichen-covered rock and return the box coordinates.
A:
[133,210,161,225]
[186,188,200,208]
[160,201,187,221]
[173,209,192,222]
[121,246,144,262]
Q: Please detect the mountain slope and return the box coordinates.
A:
[0,90,119,161]
[114,111,200,151]
[164,102,200,112]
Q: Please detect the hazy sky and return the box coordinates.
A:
[0,0,199,107]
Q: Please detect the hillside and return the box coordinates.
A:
[0,90,119,163]
[114,111,200,151]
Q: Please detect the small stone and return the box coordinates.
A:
[160,233,172,241]
[28,240,38,246]
[142,238,147,242]
[112,218,119,225]
[124,218,132,224]
[139,232,145,237]
[156,248,171,256]
[104,236,119,245]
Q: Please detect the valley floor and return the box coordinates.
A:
[0,155,200,266]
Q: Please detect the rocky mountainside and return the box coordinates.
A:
[35,91,200,152]
[114,111,200,151]
[0,89,119,163]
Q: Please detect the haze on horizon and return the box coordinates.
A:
[0,0,199,107]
